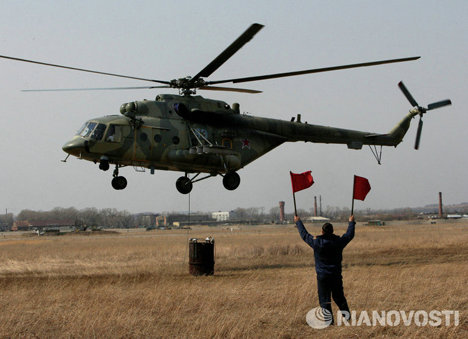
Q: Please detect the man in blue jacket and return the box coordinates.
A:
[295,215,355,323]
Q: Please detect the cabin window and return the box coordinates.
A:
[172,136,180,145]
[154,134,162,143]
[91,124,106,140]
[105,124,122,142]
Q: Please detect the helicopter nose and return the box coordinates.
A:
[62,139,88,156]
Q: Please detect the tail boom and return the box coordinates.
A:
[251,111,418,149]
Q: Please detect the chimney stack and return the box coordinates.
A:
[438,192,443,218]
[314,196,318,216]
[279,201,285,222]
[319,195,322,216]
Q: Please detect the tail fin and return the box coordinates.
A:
[386,111,419,146]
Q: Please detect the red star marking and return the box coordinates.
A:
[242,138,250,149]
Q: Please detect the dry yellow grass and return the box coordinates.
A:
[0,221,467,338]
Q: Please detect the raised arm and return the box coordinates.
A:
[294,216,315,248]
[341,215,356,246]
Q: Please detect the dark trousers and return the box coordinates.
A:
[317,274,350,323]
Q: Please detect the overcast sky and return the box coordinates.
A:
[0,0,466,215]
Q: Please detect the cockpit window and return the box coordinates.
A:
[77,123,87,136]
[78,122,97,138]
[91,123,106,140]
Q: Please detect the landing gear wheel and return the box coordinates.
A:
[99,160,110,171]
[111,176,127,190]
[223,171,240,191]
[176,176,193,194]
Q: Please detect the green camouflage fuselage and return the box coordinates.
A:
[62,94,417,174]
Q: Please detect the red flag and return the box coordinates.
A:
[353,175,371,200]
[290,171,314,193]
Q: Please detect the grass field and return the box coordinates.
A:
[0,220,467,338]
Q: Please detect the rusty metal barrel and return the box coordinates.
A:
[189,237,215,276]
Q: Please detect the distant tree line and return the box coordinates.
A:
[0,202,466,230]
[0,213,14,231]
[9,207,135,229]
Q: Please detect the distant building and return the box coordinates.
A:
[305,216,331,223]
[167,213,213,226]
[212,211,230,222]
[134,213,159,227]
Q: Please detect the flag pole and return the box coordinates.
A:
[293,191,298,216]
[351,175,355,215]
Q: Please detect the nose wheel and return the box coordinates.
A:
[111,165,127,190]
[112,176,127,190]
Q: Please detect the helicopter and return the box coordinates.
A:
[0,23,451,194]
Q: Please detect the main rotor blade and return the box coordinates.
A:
[21,86,171,92]
[191,23,264,82]
[207,56,420,85]
[199,85,262,94]
[0,55,171,85]
[427,99,452,110]
[398,81,419,107]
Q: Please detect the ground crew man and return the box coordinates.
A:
[294,215,355,323]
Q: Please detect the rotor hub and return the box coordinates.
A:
[410,106,426,116]
[169,77,207,95]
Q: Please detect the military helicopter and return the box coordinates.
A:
[0,23,451,194]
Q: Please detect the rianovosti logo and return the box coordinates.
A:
[306,307,333,329]
[306,308,460,329]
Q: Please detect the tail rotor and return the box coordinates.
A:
[398,81,452,149]
[414,117,424,150]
